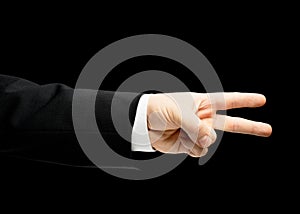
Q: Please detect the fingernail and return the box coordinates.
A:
[200,148,208,157]
[198,136,212,148]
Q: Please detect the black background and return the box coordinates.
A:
[0,5,292,211]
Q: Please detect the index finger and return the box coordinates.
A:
[209,92,266,110]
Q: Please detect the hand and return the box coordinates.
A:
[147,92,272,157]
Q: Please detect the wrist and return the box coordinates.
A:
[146,94,163,129]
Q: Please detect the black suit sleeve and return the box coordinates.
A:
[0,75,142,165]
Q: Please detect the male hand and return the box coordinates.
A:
[147,92,272,157]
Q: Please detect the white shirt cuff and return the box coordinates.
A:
[131,94,155,152]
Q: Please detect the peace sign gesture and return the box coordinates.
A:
[147,92,272,157]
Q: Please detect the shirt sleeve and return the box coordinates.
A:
[131,94,155,152]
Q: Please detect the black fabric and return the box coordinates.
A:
[129,93,144,126]
[0,74,142,165]
[129,90,161,125]
[96,91,143,158]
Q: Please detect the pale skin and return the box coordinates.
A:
[147,92,272,157]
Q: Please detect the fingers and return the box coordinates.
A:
[179,130,215,158]
[189,147,208,158]
[181,113,217,147]
[179,138,209,158]
[209,92,266,110]
[213,114,272,137]
[198,127,217,148]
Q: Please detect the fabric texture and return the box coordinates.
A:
[0,74,143,165]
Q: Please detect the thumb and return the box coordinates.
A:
[181,113,217,148]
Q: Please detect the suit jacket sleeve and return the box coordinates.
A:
[0,74,142,165]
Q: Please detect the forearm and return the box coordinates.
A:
[0,75,141,164]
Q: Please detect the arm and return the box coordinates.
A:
[0,75,272,164]
[0,75,141,164]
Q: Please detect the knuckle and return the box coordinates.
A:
[231,118,240,132]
